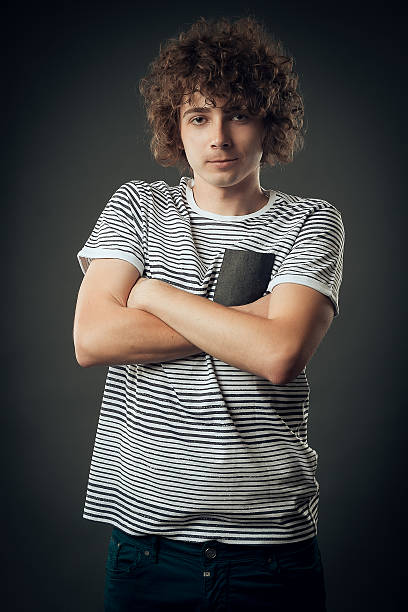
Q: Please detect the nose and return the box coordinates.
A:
[210,118,231,149]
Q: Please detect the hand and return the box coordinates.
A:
[126,276,155,311]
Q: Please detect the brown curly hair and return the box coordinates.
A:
[139,15,305,172]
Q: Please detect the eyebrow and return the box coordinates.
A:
[182,106,245,119]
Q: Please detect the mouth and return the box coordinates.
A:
[207,158,238,167]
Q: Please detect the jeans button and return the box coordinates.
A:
[204,547,217,559]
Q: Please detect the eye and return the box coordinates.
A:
[232,113,249,121]
[191,116,206,125]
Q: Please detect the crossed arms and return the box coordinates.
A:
[73,258,335,385]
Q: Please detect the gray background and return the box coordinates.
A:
[5,0,406,610]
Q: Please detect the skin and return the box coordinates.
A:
[126,276,283,382]
[178,91,269,217]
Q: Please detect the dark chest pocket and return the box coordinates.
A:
[213,249,275,306]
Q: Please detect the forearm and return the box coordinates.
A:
[141,281,283,382]
[77,304,203,367]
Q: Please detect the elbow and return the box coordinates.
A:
[74,342,95,368]
[268,353,305,386]
[75,349,95,368]
[268,369,291,386]
[73,328,98,368]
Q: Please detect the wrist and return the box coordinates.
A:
[143,278,168,314]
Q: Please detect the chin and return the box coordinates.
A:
[201,170,241,187]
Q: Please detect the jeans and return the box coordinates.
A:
[104,526,327,611]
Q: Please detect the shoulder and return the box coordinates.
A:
[275,189,342,217]
[112,177,187,205]
[274,189,344,234]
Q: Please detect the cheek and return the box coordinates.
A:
[249,132,265,158]
[181,133,202,158]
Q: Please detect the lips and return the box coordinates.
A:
[208,158,238,162]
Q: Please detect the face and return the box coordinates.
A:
[178,92,265,189]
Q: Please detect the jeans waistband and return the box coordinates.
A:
[111,526,318,564]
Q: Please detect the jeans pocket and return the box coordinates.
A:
[105,531,148,575]
[267,538,326,611]
[105,535,120,571]
[274,537,323,575]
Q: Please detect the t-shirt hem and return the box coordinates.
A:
[77,247,144,276]
[82,513,317,545]
[267,274,339,317]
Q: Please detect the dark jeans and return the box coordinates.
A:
[104,526,327,611]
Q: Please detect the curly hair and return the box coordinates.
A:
[139,15,305,172]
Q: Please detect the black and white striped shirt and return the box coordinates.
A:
[77,176,345,544]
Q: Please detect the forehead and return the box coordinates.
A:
[180,91,243,111]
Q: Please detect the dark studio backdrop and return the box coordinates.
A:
[5,0,406,610]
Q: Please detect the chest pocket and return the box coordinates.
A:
[213,249,276,307]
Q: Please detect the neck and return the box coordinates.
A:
[191,172,268,217]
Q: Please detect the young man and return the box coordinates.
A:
[74,15,344,612]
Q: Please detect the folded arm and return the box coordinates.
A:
[73,259,204,367]
[74,258,334,384]
[126,276,334,384]
[73,258,271,370]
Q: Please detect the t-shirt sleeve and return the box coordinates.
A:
[77,183,145,276]
[267,203,345,317]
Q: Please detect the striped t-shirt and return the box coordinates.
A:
[77,175,345,544]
